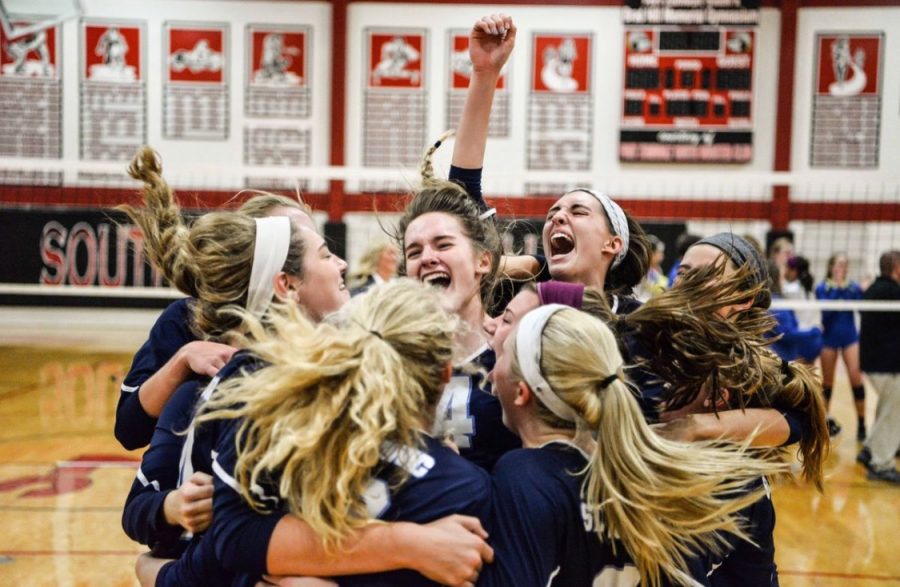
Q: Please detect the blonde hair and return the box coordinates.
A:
[196,279,457,549]
[238,191,312,218]
[117,146,307,340]
[509,308,787,587]
[348,239,395,289]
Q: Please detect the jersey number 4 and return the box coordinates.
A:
[434,375,475,449]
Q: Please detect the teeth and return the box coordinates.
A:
[423,272,450,284]
[551,233,573,244]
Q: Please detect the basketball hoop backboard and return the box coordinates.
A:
[0,0,82,40]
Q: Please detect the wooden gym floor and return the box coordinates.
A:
[0,308,897,586]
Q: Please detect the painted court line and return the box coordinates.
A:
[780,569,900,582]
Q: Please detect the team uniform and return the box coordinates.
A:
[115,297,197,450]
[480,441,642,586]
[769,299,823,362]
[432,346,521,472]
[153,351,266,587]
[705,478,778,587]
[816,280,863,349]
[121,376,204,558]
[207,429,491,587]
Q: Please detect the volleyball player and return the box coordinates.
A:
[120,145,349,558]
[481,305,784,586]
[114,191,317,451]
[816,253,866,439]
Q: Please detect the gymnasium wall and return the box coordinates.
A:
[0,0,897,304]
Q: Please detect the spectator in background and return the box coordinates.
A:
[635,234,668,301]
[857,251,900,484]
[666,232,702,285]
[348,239,399,296]
[769,237,795,284]
[782,255,822,362]
[816,253,866,440]
[768,260,823,364]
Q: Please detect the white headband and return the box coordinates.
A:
[246,216,292,318]
[515,304,578,423]
[568,189,630,269]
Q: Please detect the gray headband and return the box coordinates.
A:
[695,232,768,289]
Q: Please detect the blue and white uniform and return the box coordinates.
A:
[207,429,491,587]
[816,280,863,349]
[480,441,640,586]
[116,297,197,450]
[432,346,521,472]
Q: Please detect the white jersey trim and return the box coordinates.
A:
[136,466,160,491]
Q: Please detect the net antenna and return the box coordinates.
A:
[0,0,82,39]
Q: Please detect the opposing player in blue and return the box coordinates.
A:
[816,252,866,439]
[483,305,783,587]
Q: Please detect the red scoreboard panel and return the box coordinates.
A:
[620,27,754,163]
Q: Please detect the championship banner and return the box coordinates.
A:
[362,29,427,189]
[0,18,62,183]
[619,26,755,163]
[446,31,509,137]
[163,22,229,140]
[245,25,310,118]
[80,21,146,161]
[526,33,593,193]
[810,33,882,168]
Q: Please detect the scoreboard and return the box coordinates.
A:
[619,26,755,163]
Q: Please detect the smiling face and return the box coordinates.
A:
[289,227,350,321]
[488,324,527,434]
[542,190,622,288]
[404,212,491,316]
[484,287,540,354]
[829,255,848,283]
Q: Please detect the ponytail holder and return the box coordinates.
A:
[780,358,794,383]
[369,329,384,340]
[598,372,619,390]
[478,208,497,220]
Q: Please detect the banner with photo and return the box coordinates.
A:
[810,32,882,168]
[526,33,593,194]
[163,22,229,140]
[362,29,427,191]
[446,30,509,137]
[80,21,146,162]
[0,18,62,184]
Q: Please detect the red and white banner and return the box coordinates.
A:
[0,20,62,163]
[163,22,229,140]
[245,25,309,120]
[80,21,146,161]
[83,23,142,82]
[367,31,424,90]
[446,31,508,137]
[167,24,226,84]
[526,33,593,174]
[810,33,882,168]
[531,34,591,94]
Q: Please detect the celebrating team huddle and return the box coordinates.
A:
[116,14,828,587]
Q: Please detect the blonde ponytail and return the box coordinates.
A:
[514,309,788,587]
[197,279,457,549]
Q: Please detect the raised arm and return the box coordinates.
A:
[452,13,516,170]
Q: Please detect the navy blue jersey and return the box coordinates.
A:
[704,478,778,587]
[480,441,640,586]
[116,297,196,450]
[210,429,491,587]
[121,377,203,558]
[432,346,521,472]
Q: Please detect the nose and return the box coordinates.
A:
[483,315,498,339]
[420,245,439,265]
[336,256,348,271]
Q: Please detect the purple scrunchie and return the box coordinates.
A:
[537,280,585,309]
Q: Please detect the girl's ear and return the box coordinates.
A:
[514,380,532,407]
[273,272,298,300]
[601,235,624,258]
[474,249,492,278]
